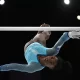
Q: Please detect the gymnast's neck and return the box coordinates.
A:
[33,33,46,46]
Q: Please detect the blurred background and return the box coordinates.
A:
[0,0,80,26]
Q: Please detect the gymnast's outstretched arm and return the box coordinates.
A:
[0,62,44,73]
[46,32,70,56]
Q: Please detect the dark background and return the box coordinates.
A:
[0,31,80,80]
[0,0,80,26]
[0,0,80,80]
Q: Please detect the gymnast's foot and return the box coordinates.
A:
[68,31,80,39]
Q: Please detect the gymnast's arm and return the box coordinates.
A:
[0,62,44,73]
[46,32,70,56]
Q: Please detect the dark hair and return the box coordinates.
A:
[40,23,50,27]
[53,57,72,74]
[53,57,64,70]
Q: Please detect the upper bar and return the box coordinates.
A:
[0,27,80,31]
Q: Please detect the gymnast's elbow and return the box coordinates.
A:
[27,70,36,73]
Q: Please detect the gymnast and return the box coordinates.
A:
[0,23,80,73]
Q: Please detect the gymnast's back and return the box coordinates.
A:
[24,32,46,53]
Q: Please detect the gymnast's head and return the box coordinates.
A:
[37,23,51,40]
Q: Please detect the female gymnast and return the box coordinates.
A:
[0,23,80,73]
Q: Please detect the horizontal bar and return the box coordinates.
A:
[0,27,80,31]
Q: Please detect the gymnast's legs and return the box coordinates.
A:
[0,31,80,73]
[0,32,69,73]
[0,62,44,73]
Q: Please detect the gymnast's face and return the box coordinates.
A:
[39,23,51,40]
[42,56,58,69]
[42,31,51,40]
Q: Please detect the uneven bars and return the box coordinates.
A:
[0,27,80,31]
